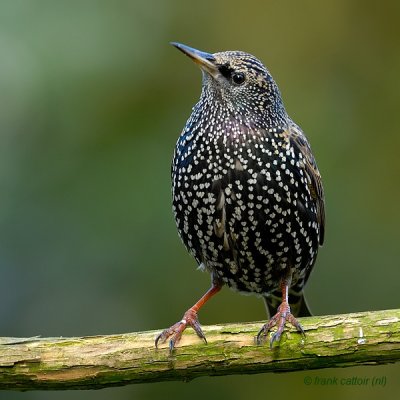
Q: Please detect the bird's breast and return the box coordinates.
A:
[172,118,320,294]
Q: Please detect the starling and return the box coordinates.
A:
[156,43,325,350]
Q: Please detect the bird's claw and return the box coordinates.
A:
[155,309,206,352]
[256,302,305,348]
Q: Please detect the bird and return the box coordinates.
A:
[155,42,325,351]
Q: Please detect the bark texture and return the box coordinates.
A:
[0,309,399,390]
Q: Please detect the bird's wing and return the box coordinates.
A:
[288,122,325,245]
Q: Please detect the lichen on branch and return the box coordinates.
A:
[0,309,399,390]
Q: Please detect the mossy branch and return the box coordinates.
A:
[0,309,399,390]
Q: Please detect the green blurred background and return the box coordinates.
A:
[1,0,399,399]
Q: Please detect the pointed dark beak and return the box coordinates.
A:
[171,42,218,76]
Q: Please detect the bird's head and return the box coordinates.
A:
[171,42,287,126]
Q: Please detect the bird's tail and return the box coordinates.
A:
[263,289,312,318]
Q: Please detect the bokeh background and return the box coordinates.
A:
[1,0,399,399]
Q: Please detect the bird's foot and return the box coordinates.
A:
[155,308,206,352]
[257,301,305,348]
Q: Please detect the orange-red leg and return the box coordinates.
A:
[257,271,305,347]
[155,281,222,351]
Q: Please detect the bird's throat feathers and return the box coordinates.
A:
[191,88,288,141]
[197,78,288,132]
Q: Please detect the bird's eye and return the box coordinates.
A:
[232,72,245,85]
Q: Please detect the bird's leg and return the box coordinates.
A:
[155,278,222,352]
[257,270,305,348]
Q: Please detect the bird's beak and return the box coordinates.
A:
[171,42,218,77]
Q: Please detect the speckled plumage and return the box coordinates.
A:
[156,43,325,350]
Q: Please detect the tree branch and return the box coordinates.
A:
[0,309,399,390]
